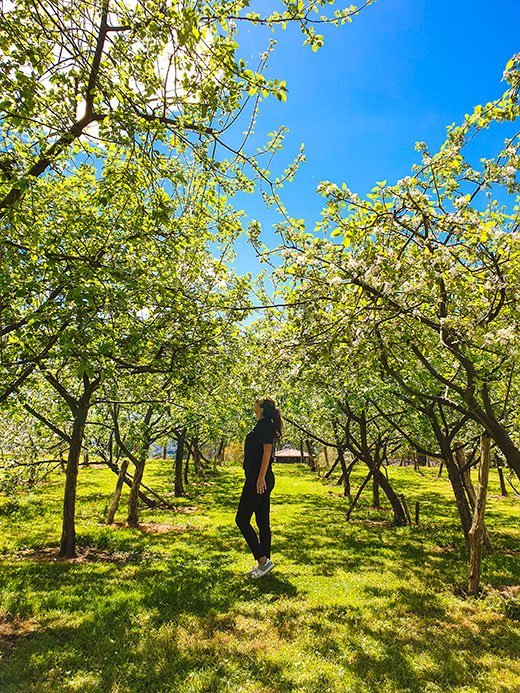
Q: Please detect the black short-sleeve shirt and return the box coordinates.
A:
[243,417,276,479]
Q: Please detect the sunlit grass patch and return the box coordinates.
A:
[0,459,518,691]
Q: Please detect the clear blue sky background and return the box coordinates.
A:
[229,0,520,276]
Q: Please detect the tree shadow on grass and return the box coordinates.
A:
[0,549,301,692]
[0,610,299,693]
[1,465,518,692]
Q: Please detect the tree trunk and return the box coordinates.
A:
[371,465,407,526]
[337,446,351,497]
[106,458,129,524]
[306,439,316,472]
[346,471,372,521]
[124,406,155,527]
[193,438,202,476]
[127,459,146,527]
[455,447,492,551]
[399,493,412,525]
[59,402,89,558]
[215,436,225,466]
[497,458,507,496]
[455,448,476,507]
[162,440,168,460]
[372,476,381,508]
[343,458,357,498]
[184,441,191,485]
[444,452,473,541]
[174,428,186,497]
[337,411,407,525]
[323,446,330,468]
[108,431,114,466]
[468,435,491,595]
[103,457,161,508]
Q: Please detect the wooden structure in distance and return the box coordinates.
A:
[275,448,310,464]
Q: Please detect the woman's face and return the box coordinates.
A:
[253,401,263,420]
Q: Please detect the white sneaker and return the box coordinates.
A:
[249,558,274,579]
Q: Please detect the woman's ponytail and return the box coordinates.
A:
[257,397,284,440]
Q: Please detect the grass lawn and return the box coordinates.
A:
[0,459,518,692]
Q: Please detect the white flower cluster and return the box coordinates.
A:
[454,195,470,208]
[318,181,340,197]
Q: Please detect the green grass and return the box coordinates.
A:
[0,460,519,692]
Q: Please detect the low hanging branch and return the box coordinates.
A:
[283,415,338,449]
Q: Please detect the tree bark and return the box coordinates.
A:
[193,438,201,475]
[497,458,508,496]
[59,400,90,557]
[444,451,473,540]
[306,439,316,472]
[455,447,492,551]
[106,458,129,524]
[372,476,380,508]
[127,458,146,527]
[174,428,186,497]
[334,411,407,524]
[455,448,476,507]
[336,446,351,497]
[103,457,160,508]
[371,464,407,525]
[346,471,372,521]
[323,445,330,468]
[215,436,225,466]
[184,441,191,486]
[399,493,412,525]
[324,456,340,479]
[113,406,153,527]
[468,435,491,595]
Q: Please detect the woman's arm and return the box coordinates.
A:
[257,443,272,494]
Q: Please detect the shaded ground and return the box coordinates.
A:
[0,461,518,692]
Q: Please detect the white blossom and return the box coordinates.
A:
[454,195,470,208]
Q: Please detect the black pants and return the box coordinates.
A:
[235,472,275,560]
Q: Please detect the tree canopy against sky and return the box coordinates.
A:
[232,0,520,276]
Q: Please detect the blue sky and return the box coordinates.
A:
[229,0,520,276]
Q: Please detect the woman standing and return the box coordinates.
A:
[235,397,283,578]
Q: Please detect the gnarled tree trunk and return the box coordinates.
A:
[60,402,90,557]
[58,375,100,558]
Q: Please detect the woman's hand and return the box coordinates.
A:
[256,475,267,494]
